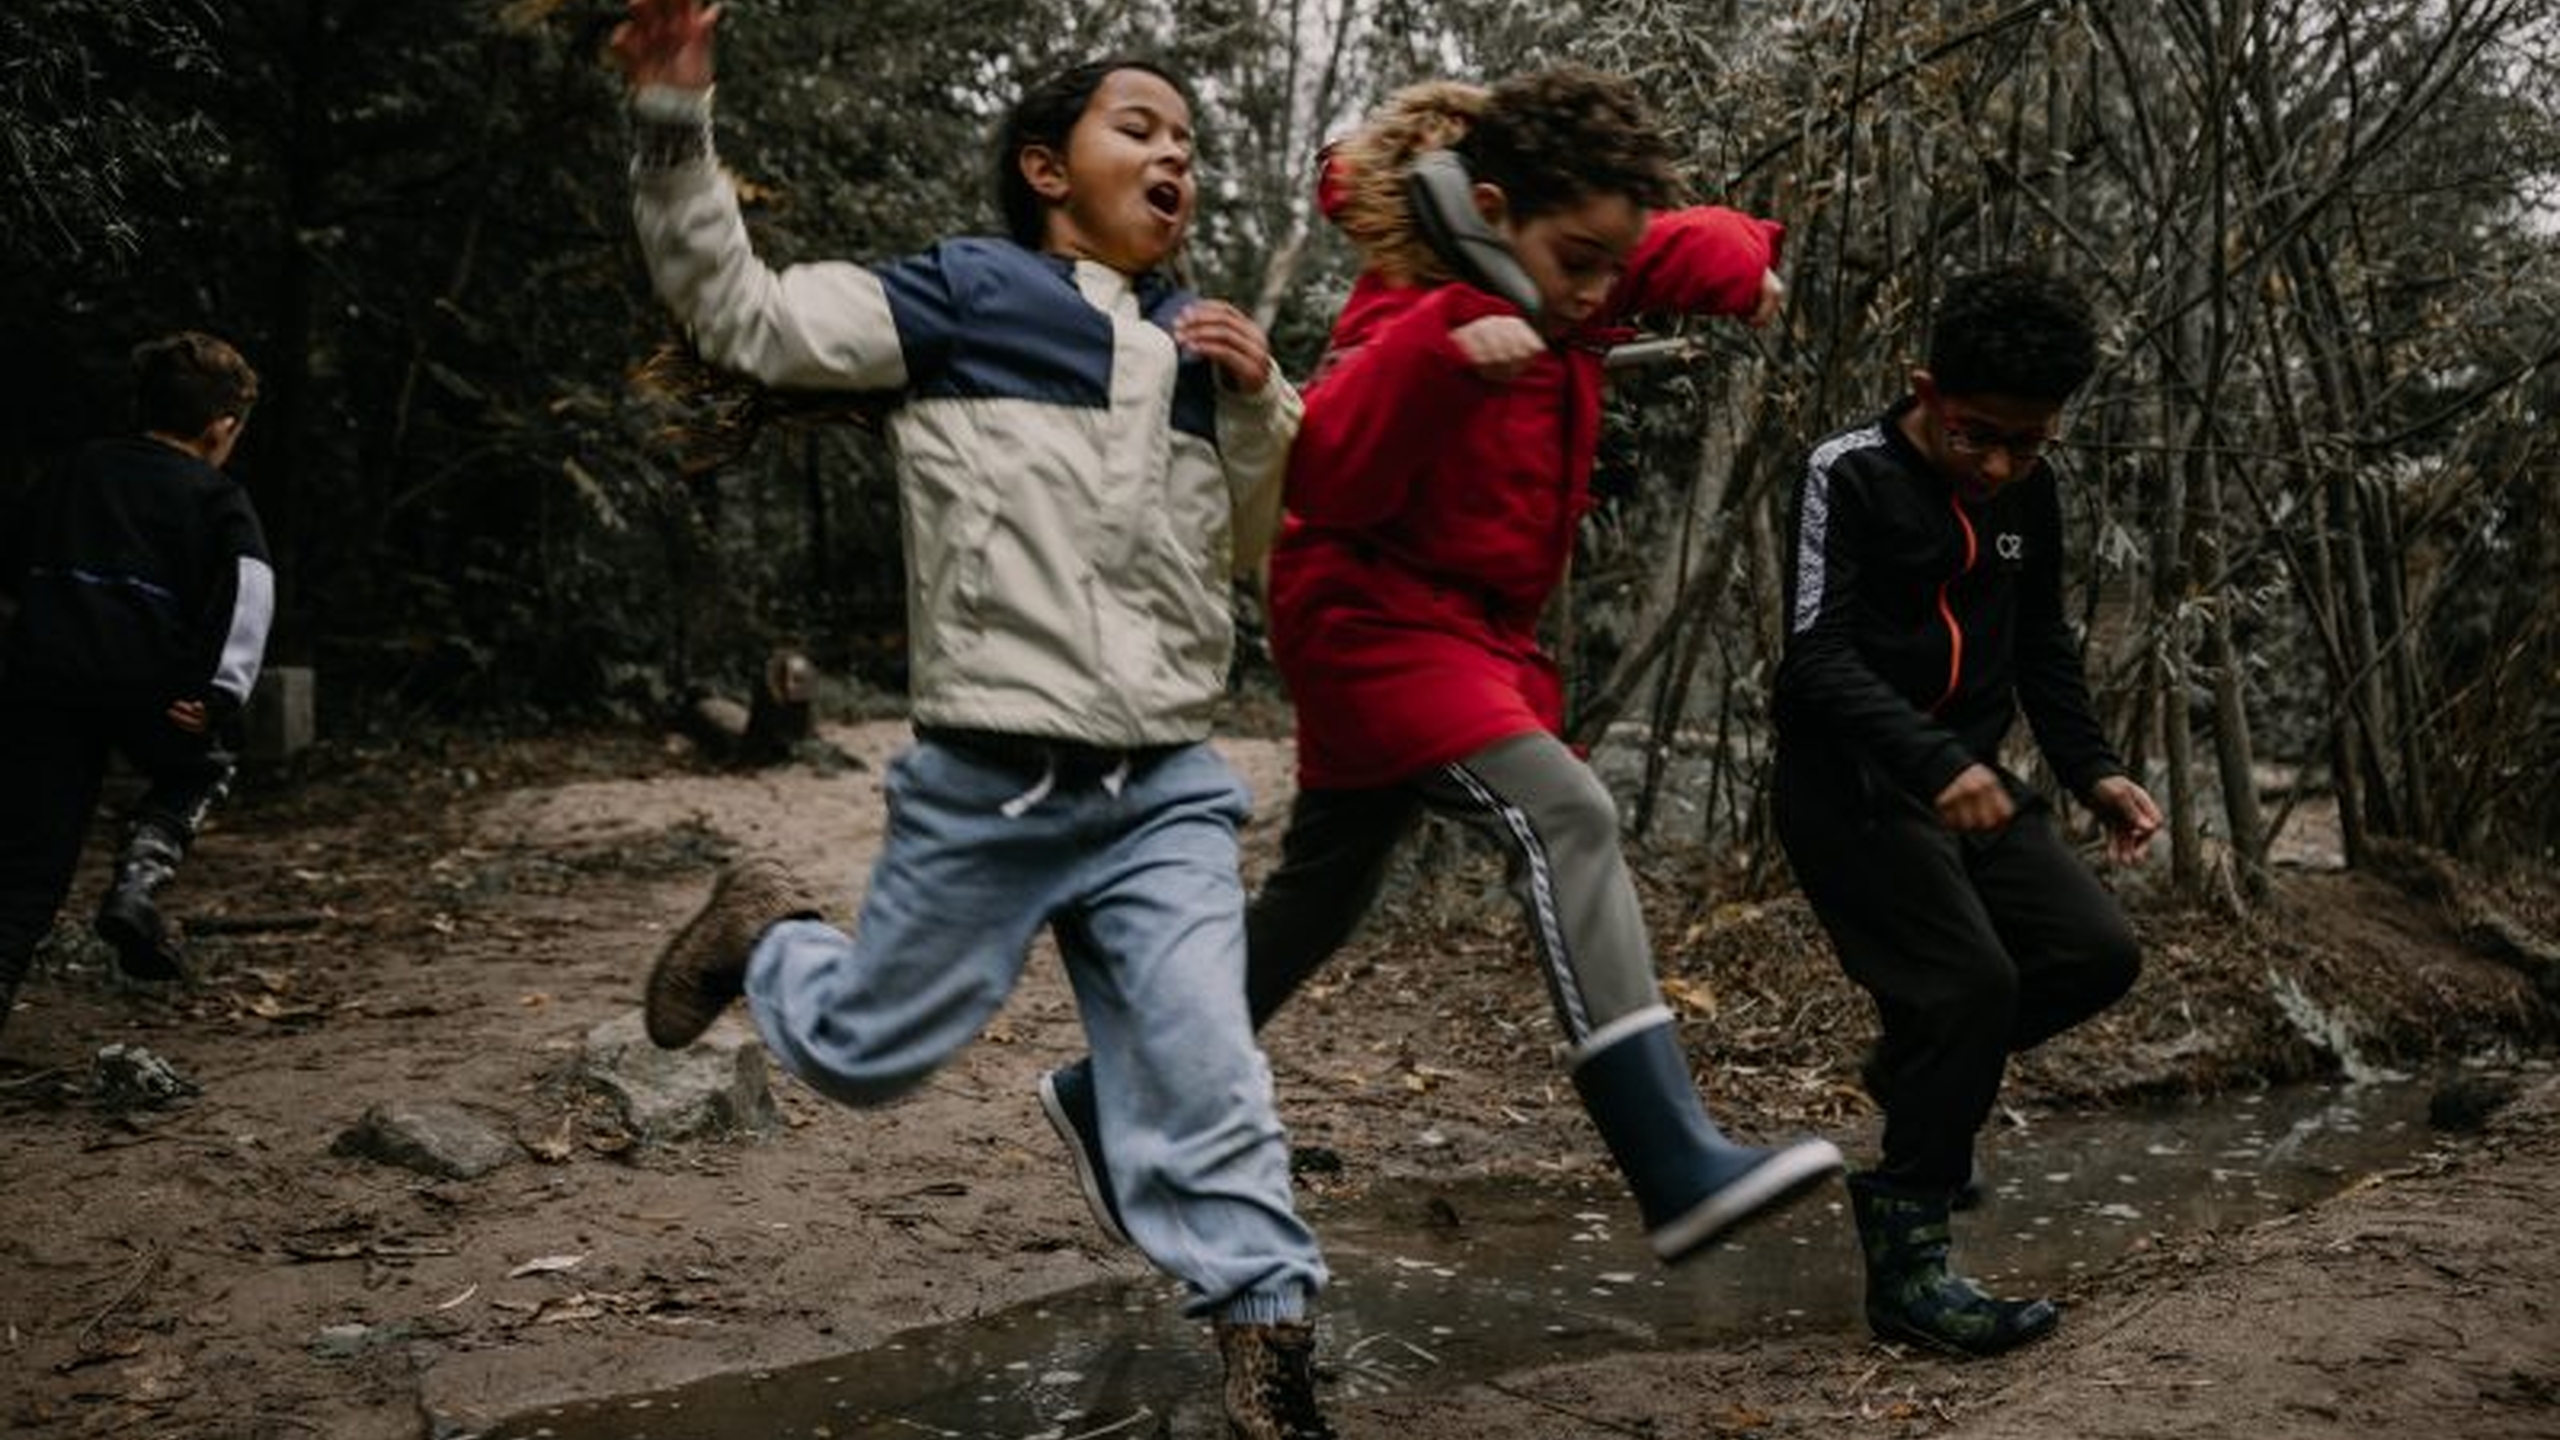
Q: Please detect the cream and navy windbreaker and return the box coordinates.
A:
[630,87,1296,750]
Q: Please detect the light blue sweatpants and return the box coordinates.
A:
[744,736,1326,1322]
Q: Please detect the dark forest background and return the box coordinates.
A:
[6,0,2556,897]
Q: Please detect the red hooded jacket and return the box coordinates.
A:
[1268,205,1784,789]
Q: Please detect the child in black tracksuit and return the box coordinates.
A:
[0,332,272,1034]
[1773,268,2161,1355]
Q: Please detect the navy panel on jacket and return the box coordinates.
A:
[872,239,1218,444]
[1139,278,1220,445]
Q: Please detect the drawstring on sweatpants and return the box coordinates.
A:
[993,751,1132,816]
[999,755,1057,817]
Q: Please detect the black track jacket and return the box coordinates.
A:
[1,436,273,721]
[1773,398,2123,808]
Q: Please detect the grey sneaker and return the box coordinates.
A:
[1038,1061,1132,1246]
[644,859,817,1048]
[1216,1319,1336,1440]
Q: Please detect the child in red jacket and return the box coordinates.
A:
[1044,66,1841,1266]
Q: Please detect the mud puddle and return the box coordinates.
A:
[475,1074,2455,1439]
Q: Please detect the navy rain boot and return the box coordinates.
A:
[1571,1018,1843,1261]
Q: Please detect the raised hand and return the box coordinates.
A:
[1450,314,1544,383]
[2088,774,2163,864]
[1173,301,1275,393]
[1748,269,1786,327]
[609,0,721,91]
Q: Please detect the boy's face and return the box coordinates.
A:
[1908,371,2063,503]
[1480,187,1648,335]
[1023,69,1196,275]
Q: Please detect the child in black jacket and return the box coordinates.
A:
[1773,268,2161,1355]
[0,331,272,1030]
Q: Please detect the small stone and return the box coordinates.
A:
[2427,1074,2518,1133]
[333,1100,522,1179]
[90,1044,199,1110]
[310,1321,407,1359]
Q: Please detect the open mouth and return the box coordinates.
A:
[1144,181,1185,223]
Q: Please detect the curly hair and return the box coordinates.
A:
[1327,65,1678,285]
[1926,266,2099,402]
[1460,65,1678,221]
[1327,80,1488,284]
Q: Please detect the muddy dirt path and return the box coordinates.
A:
[0,721,2552,1438]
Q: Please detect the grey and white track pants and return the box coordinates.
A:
[1246,730,1663,1058]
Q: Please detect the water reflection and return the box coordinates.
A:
[476,1076,2450,1439]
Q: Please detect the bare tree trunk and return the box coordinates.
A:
[2197,0,2269,898]
[2364,474,2437,841]
[2157,350,2203,890]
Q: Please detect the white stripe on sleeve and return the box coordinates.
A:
[213,555,275,704]
[1790,424,1884,636]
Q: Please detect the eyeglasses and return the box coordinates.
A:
[1933,402,2060,462]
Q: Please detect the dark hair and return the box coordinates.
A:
[132,330,258,437]
[1927,267,2099,402]
[991,56,1189,248]
[1458,65,1678,221]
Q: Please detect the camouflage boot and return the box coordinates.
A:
[1849,1171,2056,1356]
[643,858,819,1047]
[1216,1319,1336,1440]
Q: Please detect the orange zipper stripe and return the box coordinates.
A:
[1930,497,1978,714]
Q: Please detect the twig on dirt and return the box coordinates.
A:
[0,1067,73,1093]
[1345,1330,1442,1368]
[188,912,330,935]
[1054,1409,1158,1439]
[1483,1378,1653,1437]
[76,1246,168,1357]
[80,1129,185,1155]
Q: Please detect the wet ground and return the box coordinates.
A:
[483,1074,2460,1439]
[4,724,2552,1440]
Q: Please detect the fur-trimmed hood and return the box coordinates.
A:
[1319,80,1487,286]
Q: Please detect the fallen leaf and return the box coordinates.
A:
[245,994,325,1021]
[532,1294,607,1325]
[524,1118,575,1163]
[1661,975,1719,1017]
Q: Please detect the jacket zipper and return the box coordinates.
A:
[1929,495,1979,715]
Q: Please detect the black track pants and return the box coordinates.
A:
[1774,747,2140,1191]
[0,694,233,985]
